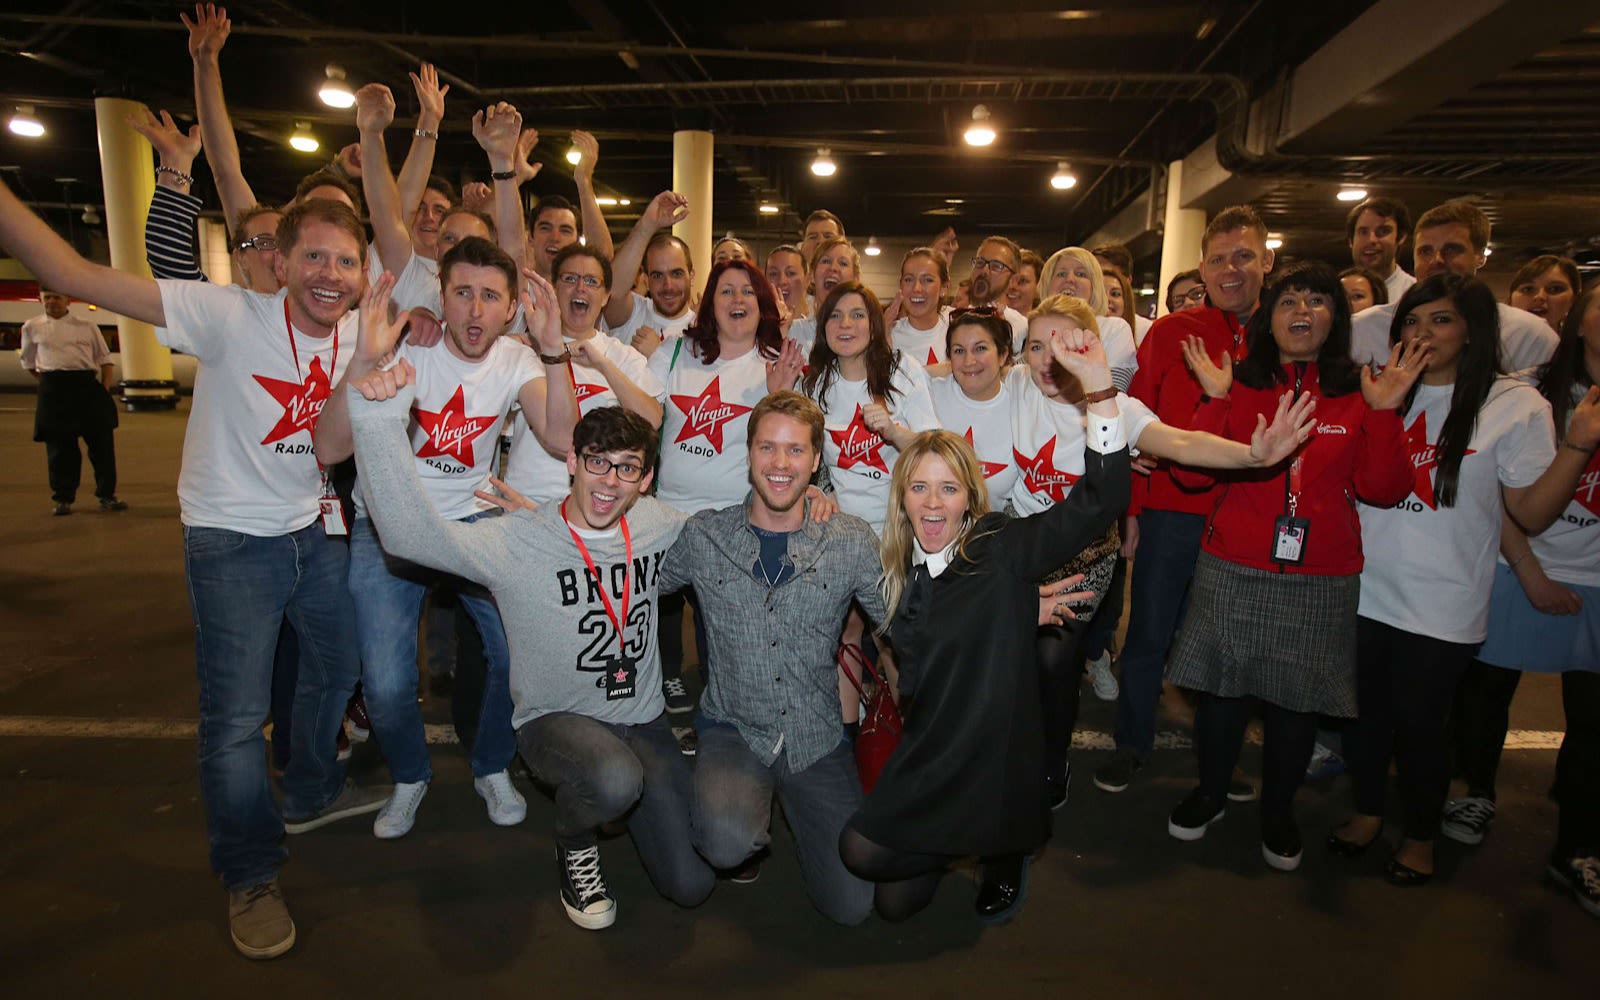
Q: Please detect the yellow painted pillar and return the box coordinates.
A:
[94,96,176,410]
[199,218,233,286]
[671,130,713,292]
[1157,159,1208,317]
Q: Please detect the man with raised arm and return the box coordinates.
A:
[0,177,392,961]
[600,191,695,356]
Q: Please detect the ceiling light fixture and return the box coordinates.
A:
[811,148,837,177]
[318,65,355,110]
[758,203,780,215]
[619,198,631,206]
[566,147,583,165]
[1336,188,1368,203]
[963,105,996,147]
[1050,161,1078,191]
[595,197,618,206]
[865,237,882,257]
[289,122,319,153]
[1265,233,1284,250]
[8,105,44,139]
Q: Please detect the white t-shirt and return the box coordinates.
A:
[354,337,540,522]
[602,291,694,350]
[1133,313,1154,348]
[1514,381,1600,588]
[1350,300,1558,372]
[155,281,357,535]
[386,251,443,315]
[1359,377,1558,643]
[368,245,439,294]
[1003,306,1030,354]
[19,313,111,372]
[503,334,661,504]
[811,355,941,534]
[649,338,772,513]
[1385,267,1416,301]
[928,373,1017,510]
[891,307,951,367]
[1099,315,1140,391]
[788,313,818,354]
[1005,366,1156,516]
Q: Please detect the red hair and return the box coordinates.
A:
[682,260,785,365]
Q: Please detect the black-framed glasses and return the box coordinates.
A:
[580,453,645,483]
[1176,287,1208,303]
[558,273,604,288]
[235,234,278,253]
[971,256,1015,275]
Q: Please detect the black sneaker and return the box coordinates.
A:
[1227,778,1258,803]
[729,855,763,884]
[1047,761,1072,812]
[52,502,72,516]
[98,497,128,512]
[1093,750,1142,793]
[1262,817,1303,872]
[559,845,616,929]
[1168,789,1226,841]
[1547,853,1600,920]
[1441,796,1494,845]
[662,676,693,715]
[672,725,697,756]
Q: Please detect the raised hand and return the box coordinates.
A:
[181,3,230,62]
[644,190,690,231]
[475,475,538,513]
[1049,326,1112,393]
[571,129,600,183]
[1565,385,1600,452]
[128,108,202,171]
[354,83,395,135]
[358,272,412,364]
[765,337,807,393]
[336,142,363,179]
[521,267,564,354]
[1181,335,1233,399]
[408,62,449,128]
[460,182,492,213]
[352,357,416,402]
[1249,390,1317,467]
[1361,338,1429,411]
[473,103,523,164]
[882,290,904,326]
[514,128,542,185]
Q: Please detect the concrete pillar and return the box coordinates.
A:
[671,130,713,293]
[1157,159,1208,317]
[199,218,233,286]
[94,96,176,411]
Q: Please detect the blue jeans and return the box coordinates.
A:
[692,717,872,925]
[183,522,359,890]
[1113,509,1205,759]
[516,712,714,908]
[348,516,515,783]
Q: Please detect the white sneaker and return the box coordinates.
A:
[373,780,428,839]
[474,770,527,826]
[1088,652,1119,701]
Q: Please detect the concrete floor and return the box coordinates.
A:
[0,395,1594,998]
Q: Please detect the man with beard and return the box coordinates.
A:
[0,178,393,959]
[602,191,697,356]
[966,235,1032,348]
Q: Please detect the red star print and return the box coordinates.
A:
[964,427,1008,480]
[414,385,499,467]
[1014,436,1081,501]
[254,355,332,445]
[574,379,609,405]
[1403,411,1474,510]
[1573,448,1600,518]
[829,404,890,473]
[671,376,754,451]
[926,347,939,367]
[613,666,629,683]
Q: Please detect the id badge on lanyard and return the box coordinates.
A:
[1271,456,1308,565]
[286,300,345,535]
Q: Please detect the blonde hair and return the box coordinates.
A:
[878,430,995,626]
[1041,247,1109,316]
[1029,292,1100,335]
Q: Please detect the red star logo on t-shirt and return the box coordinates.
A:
[1573,447,1600,518]
[254,355,332,445]
[671,376,753,452]
[964,427,1008,480]
[926,347,939,367]
[829,404,890,473]
[414,385,499,467]
[1403,411,1474,510]
[1014,436,1081,502]
[574,379,609,405]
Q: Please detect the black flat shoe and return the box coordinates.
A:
[1383,858,1433,887]
[975,855,1031,924]
[1326,831,1379,858]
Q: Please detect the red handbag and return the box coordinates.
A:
[838,643,903,793]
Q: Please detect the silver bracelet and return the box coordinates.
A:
[414,128,440,141]
[156,164,194,185]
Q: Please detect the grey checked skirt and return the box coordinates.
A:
[1166,552,1361,716]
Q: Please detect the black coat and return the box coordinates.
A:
[851,446,1130,857]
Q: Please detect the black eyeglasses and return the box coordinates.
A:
[558,273,605,288]
[971,256,1015,275]
[1172,286,1208,305]
[580,453,645,483]
[235,234,279,253]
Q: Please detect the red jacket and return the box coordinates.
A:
[1128,306,1249,516]
[1175,362,1411,576]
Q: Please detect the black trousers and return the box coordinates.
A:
[1554,671,1600,857]
[1345,617,1476,841]
[45,426,116,504]
[1194,693,1318,826]
[1451,659,1524,799]
[1038,621,1088,788]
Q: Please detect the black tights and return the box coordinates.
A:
[838,823,956,923]
[1194,693,1319,827]
[1038,622,1087,786]
[1450,660,1523,799]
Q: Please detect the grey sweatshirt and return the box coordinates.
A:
[350,382,685,729]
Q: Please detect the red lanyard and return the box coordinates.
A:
[284,299,339,398]
[560,499,632,642]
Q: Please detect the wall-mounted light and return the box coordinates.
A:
[811,148,837,177]
[318,65,355,110]
[1050,162,1078,191]
[8,105,44,139]
[963,105,996,147]
[289,122,319,153]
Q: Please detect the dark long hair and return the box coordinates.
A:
[682,260,783,365]
[803,281,901,408]
[1542,281,1597,432]
[1391,273,1504,508]
[1235,260,1360,397]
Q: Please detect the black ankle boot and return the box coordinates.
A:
[974,853,1031,924]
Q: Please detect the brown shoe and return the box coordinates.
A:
[228,879,295,959]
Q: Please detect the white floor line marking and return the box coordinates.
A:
[0,715,1568,750]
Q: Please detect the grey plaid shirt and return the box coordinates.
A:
[660,495,886,772]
